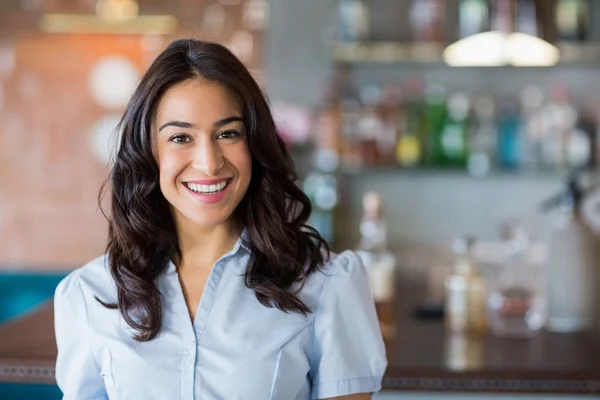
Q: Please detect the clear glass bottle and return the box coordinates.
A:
[542,175,597,332]
[338,0,369,42]
[458,0,490,39]
[486,222,545,338]
[355,192,397,340]
[445,236,487,335]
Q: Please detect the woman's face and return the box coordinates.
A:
[153,79,252,229]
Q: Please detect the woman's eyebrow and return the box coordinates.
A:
[158,116,244,132]
[213,116,244,128]
[159,120,195,132]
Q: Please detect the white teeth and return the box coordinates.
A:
[186,180,228,194]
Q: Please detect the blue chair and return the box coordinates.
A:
[0,271,69,400]
[0,383,63,400]
[0,272,67,324]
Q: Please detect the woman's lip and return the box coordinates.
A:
[184,178,232,185]
[183,180,231,204]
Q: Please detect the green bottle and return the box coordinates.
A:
[424,84,448,166]
[439,92,471,167]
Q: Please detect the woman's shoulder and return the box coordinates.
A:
[317,249,366,281]
[55,255,116,304]
[299,250,368,308]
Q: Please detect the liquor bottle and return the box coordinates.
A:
[569,109,596,169]
[458,0,490,39]
[516,0,539,36]
[424,83,448,166]
[439,92,470,167]
[355,192,397,340]
[395,78,425,168]
[497,98,522,170]
[445,236,487,335]
[555,0,590,42]
[541,84,577,171]
[338,0,369,42]
[409,0,446,42]
[467,94,497,177]
[489,0,512,33]
[519,85,545,171]
[356,84,385,166]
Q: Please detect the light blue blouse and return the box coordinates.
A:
[54,232,387,400]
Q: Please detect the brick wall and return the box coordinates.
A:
[0,1,265,270]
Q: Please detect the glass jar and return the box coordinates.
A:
[486,223,545,338]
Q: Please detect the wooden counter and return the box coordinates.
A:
[0,298,599,395]
[380,250,600,396]
[0,303,56,385]
[382,319,600,395]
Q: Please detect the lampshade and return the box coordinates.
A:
[443,30,560,67]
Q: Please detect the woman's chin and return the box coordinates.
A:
[182,208,235,228]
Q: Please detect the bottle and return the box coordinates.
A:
[486,222,545,338]
[355,192,397,340]
[338,0,369,42]
[497,98,522,170]
[489,0,512,33]
[439,92,470,167]
[445,236,487,335]
[457,0,490,39]
[467,94,496,177]
[378,84,404,166]
[541,174,598,332]
[541,84,577,171]
[395,77,425,168]
[567,109,595,170]
[555,0,589,42]
[423,83,448,166]
[409,0,446,42]
[519,85,545,171]
[516,0,539,36]
[356,84,385,166]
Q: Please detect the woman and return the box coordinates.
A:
[54,38,386,400]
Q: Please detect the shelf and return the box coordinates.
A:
[332,41,445,64]
[338,165,570,181]
[332,41,600,66]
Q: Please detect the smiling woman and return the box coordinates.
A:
[53,38,386,400]
[154,81,251,231]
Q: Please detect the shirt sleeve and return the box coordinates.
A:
[309,251,388,399]
[54,271,108,400]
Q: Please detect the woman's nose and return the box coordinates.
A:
[192,140,224,176]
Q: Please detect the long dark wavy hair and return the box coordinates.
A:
[99,38,330,341]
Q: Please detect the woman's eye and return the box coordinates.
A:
[217,130,241,140]
[168,134,191,144]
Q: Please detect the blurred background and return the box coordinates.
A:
[1,0,600,399]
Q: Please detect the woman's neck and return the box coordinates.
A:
[173,218,243,272]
